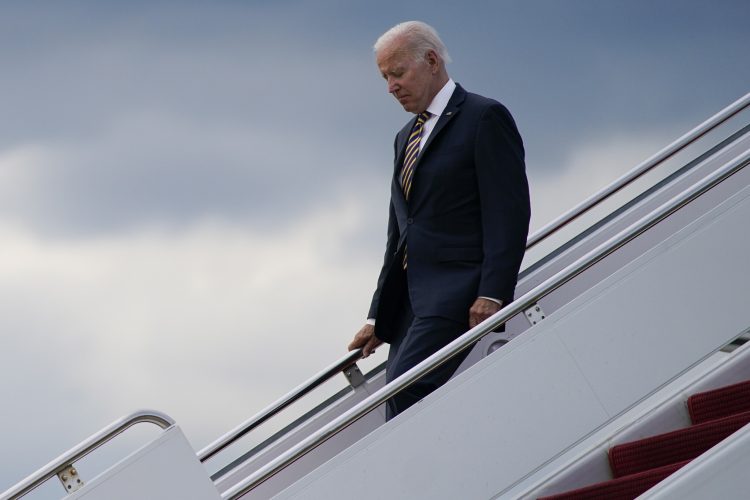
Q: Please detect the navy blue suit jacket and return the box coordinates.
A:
[369,84,530,343]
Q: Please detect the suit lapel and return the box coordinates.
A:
[417,85,466,163]
[406,84,466,207]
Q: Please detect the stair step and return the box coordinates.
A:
[609,409,750,477]
[688,379,750,424]
[537,460,689,500]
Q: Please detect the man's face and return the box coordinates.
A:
[377,40,437,114]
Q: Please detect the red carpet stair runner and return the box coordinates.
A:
[538,380,750,500]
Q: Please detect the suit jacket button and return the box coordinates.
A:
[407,218,414,224]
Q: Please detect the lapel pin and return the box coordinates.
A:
[445,111,453,116]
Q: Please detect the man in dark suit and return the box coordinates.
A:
[348,21,530,420]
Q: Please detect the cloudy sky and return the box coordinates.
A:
[1,1,749,496]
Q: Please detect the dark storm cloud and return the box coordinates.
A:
[432,0,750,169]
[3,113,390,235]
[0,2,400,235]
[0,0,748,236]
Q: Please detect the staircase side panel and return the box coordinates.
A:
[66,426,220,500]
[273,177,750,499]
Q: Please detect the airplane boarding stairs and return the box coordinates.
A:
[271,144,750,499]
[207,92,750,499]
[2,92,750,500]
[533,348,750,499]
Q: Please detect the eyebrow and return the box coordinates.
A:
[383,66,405,76]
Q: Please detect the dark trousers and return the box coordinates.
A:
[384,289,470,420]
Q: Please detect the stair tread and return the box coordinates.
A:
[688,379,750,424]
[609,409,750,477]
[537,460,689,500]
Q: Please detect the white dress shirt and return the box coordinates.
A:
[420,78,456,149]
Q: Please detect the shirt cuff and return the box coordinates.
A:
[478,296,503,306]
[366,318,376,326]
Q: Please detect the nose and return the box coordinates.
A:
[387,78,399,94]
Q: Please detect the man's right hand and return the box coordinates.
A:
[348,323,382,358]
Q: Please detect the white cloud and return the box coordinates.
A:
[0,191,387,490]
[0,102,392,236]
[0,145,51,215]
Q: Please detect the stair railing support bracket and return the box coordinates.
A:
[524,303,547,326]
[56,464,84,494]
[343,363,366,388]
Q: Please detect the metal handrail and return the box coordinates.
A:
[199,92,750,469]
[4,98,745,499]
[222,147,750,498]
[1,409,174,500]
[198,349,362,462]
[525,92,750,249]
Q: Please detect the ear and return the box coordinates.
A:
[425,49,440,73]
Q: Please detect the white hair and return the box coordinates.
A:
[374,21,452,65]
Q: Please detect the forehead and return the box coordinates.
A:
[376,36,413,70]
[377,47,412,73]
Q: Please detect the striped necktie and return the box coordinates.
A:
[400,111,431,200]
[400,111,430,269]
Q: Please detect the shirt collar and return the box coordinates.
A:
[425,78,456,118]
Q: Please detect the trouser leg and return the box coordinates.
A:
[385,314,470,420]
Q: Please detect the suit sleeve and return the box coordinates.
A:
[474,103,531,304]
[368,198,399,319]
[368,134,403,320]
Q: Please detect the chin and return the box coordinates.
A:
[396,99,414,113]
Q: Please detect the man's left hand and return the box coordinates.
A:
[469,297,503,328]
[348,323,383,358]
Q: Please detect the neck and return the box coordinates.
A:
[424,73,449,109]
[436,71,449,88]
